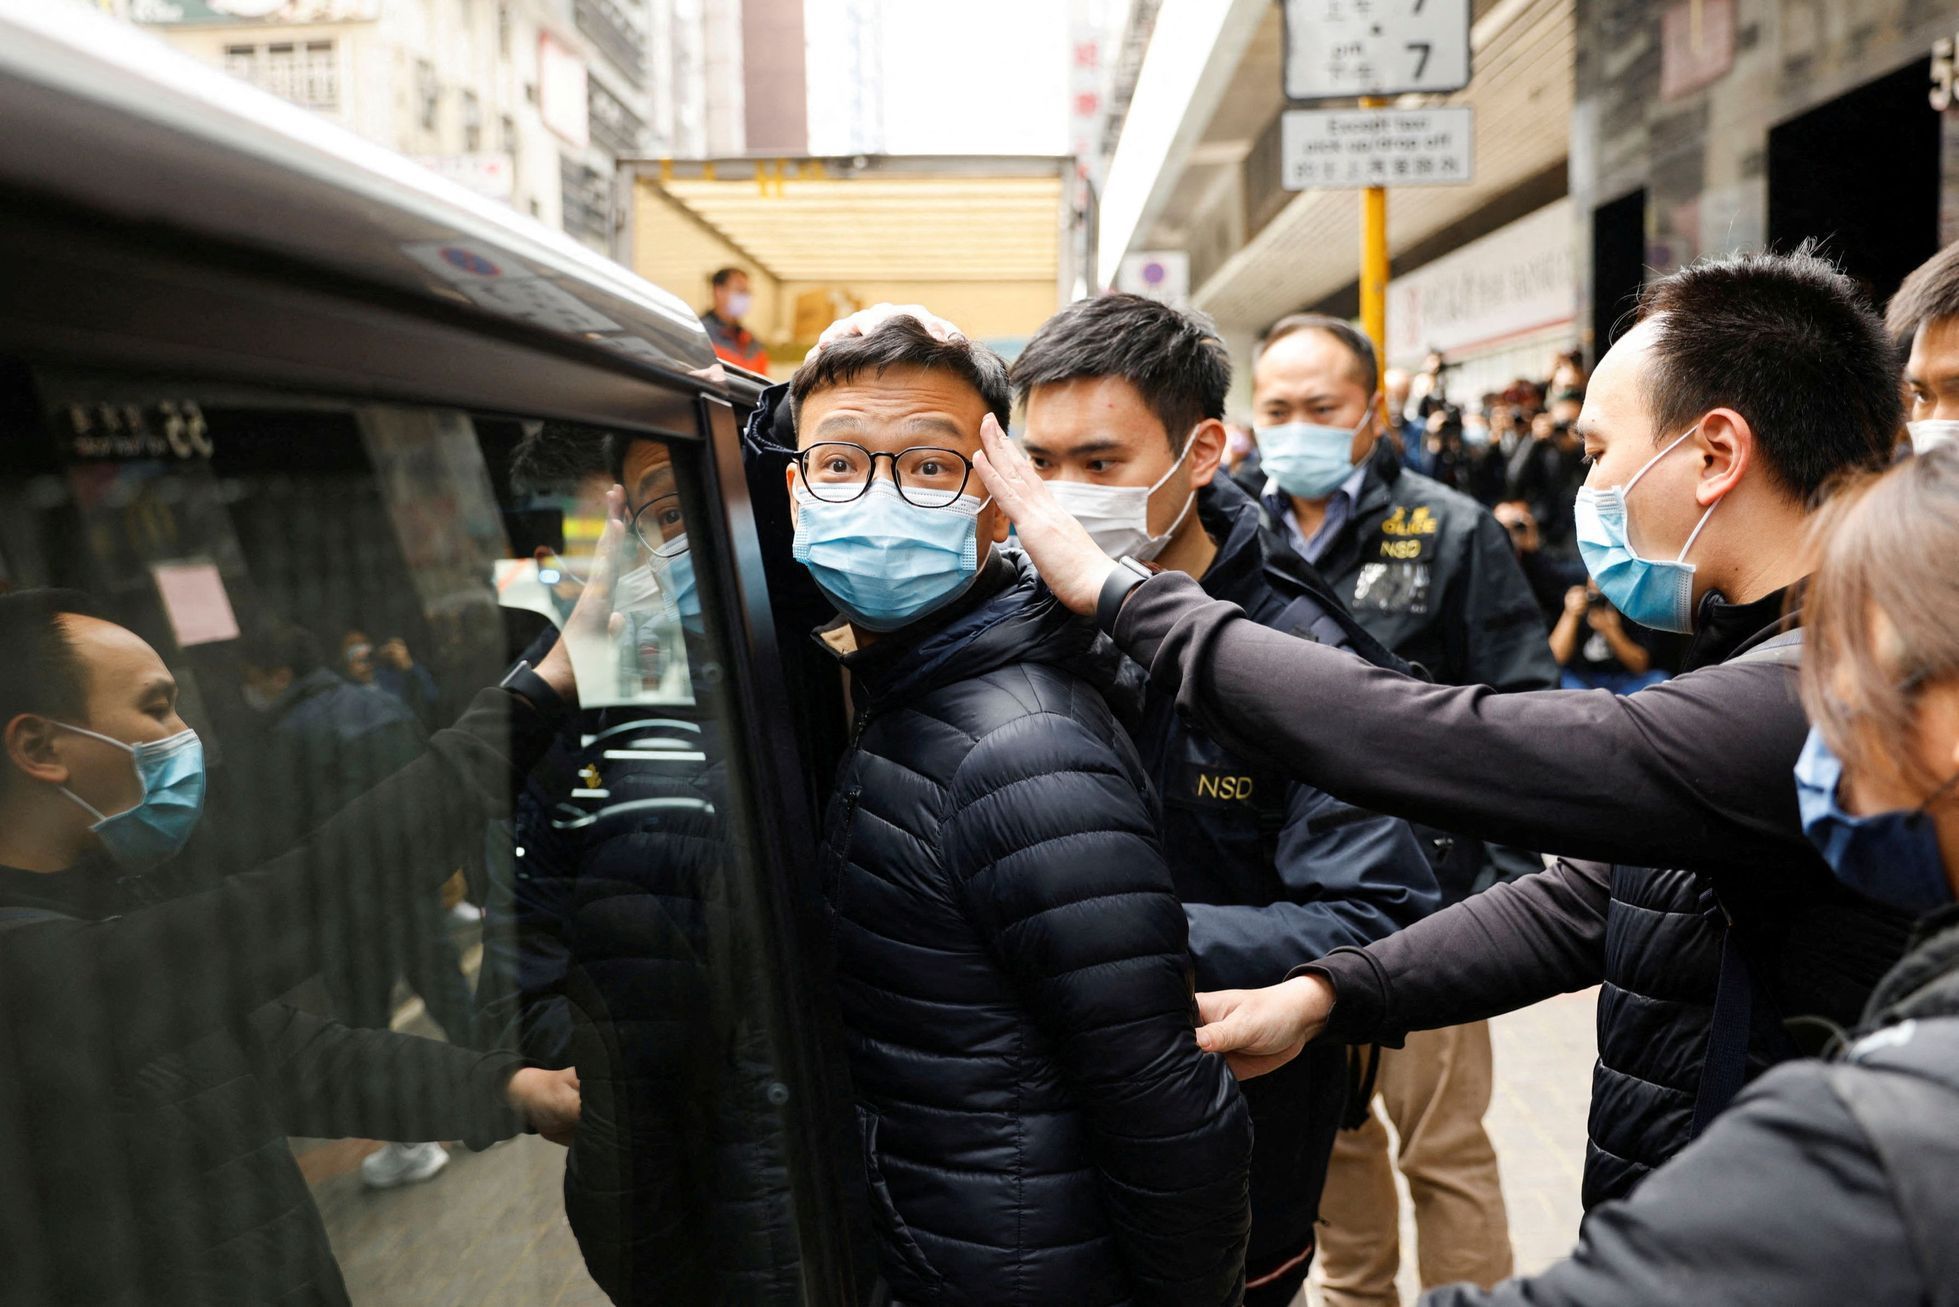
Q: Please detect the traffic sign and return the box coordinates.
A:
[1283,0,1472,101]
[1280,107,1474,190]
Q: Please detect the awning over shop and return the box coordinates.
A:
[628,156,1069,284]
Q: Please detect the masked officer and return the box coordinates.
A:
[975,247,1912,1230]
[1251,314,1555,1302]
[1012,293,1440,1305]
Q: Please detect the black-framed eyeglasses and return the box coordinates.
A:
[794,441,973,508]
[630,493,688,557]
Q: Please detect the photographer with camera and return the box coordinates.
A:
[1550,581,1667,694]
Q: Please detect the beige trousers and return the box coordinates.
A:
[1316,1021,1514,1306]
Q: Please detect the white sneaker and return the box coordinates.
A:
[447,902,484,926]
[360,1141,450,1189]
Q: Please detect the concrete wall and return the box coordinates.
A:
[1571,0,1959,355]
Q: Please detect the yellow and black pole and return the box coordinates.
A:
[1357,95,1391,369]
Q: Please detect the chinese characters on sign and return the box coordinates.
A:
[1283,0,1472,101]
[1280,107,1473,191]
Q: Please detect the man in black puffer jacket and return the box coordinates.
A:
[0,585,599,1305]
[496,429,804,1304]
[775,320,1252,1305]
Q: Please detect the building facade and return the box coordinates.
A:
[1574,0,1958,357]
[126,0,717,254]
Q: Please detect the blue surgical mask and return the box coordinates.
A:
[793,479,986,632]
[1256,402,1376,499]
[56,723,206,869]
[1573,427,1717,634]
[1794,727,1956,915]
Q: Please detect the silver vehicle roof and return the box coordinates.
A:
[0,0,719,382]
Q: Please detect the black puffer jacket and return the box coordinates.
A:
[1424,907,1959,1306]
[819,551,1252,1306]
[509,703,803,1304]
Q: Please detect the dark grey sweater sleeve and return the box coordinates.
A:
[1113,571,1810,876]
[1309,858,1612,1044]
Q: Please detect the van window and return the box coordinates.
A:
[0,364,807,1304]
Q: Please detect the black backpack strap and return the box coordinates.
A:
[1728,628,1803,667]
[1690,924,1756,1137]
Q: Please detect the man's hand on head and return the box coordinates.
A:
[1193,974,1335,1080]
[972,414,1116,617]
[807,303,965,363]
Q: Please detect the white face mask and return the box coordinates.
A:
[726,291,753,320]
[1045,431,1199,562]
[1908,419,1959,454]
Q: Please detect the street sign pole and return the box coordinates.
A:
[1284,0,1474,385]
[1359,97,1390,370]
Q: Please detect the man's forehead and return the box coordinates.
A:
[1254,330,1368,392]
[798,369,989,448]
[1023,376,1164,446]
[1907,317,1959,378]
[59,614,171,693]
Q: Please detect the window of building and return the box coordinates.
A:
[416,58,438,134]
[461,90,482,152]
[559,157,610,245]
[220,39,338,111]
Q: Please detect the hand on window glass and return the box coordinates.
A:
[536,484,627,705]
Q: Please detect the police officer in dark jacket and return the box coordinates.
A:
[1250,314,1556,1298]
[0,577,610,1306]
[776,322,1252,1306]
[974,249,1915,1216]
[1011,294,1438,1305]
[1426,440,1959,1305]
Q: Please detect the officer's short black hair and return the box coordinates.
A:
[1637,244,1899,503]
[1010,293,1230,451]
[1886,240,1959,352]
[239,618,323,679]
[0,588,110,744]
[789,315,1012,433]
[711,267,747,289]
[1256,313,1380,397]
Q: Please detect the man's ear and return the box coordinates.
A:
[5,715,70,788]
[1694,408,1752,507]
[783,462,800,528]
[983,499,1011,546]
[1185,419,1227,489]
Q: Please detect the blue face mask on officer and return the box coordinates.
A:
[1574,426,1719,634]
[1795,727,1959,915]
[1256,399,1378,500]
[54,721,207,870]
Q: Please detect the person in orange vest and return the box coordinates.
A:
[702,266,770,373]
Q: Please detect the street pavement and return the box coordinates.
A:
[1305,986,1599,1306]
[308,987,1598,1305]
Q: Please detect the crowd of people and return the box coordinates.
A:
[5,234,1959,1307]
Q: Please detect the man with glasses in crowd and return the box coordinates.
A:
[752,316,1252,1305]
